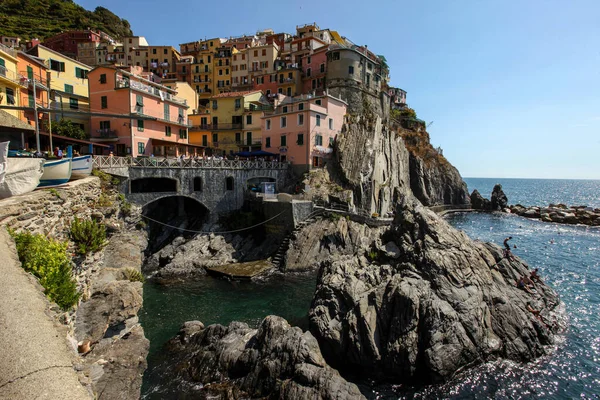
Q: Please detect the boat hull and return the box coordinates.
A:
[0,158,45,199]
[39,158,72,187]
[71,155,93,179]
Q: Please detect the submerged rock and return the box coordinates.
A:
[152,316,365,399]
[308,199,564,384]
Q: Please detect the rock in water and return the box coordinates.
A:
[470,189,491,210]
[151,316,365,399]
[308,198,563,383]
[490,184,508,210]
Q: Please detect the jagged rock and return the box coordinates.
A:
[470,189,491,210]
[308,199,564,384]
[409,152,470,206]
[490,184,508,210]
[151,316,364,399]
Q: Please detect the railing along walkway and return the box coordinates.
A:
[93,156,290,170]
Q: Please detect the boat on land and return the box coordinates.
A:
[38,157,72,187]
[71,155,92,179]
[0,142,45,199]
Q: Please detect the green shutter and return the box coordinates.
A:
[164,103,170,121]
[0,58,5,67]
[28,91,34,108]
[27,66,33,80]
[65,84,73,94]
[137,119,144,131]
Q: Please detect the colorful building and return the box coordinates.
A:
[43,30,102,60]
[16,51,49,127]
[28,44,92,133]
[212,45,233,94]
[88,65,198,157]
[300,46,328,94]
[0,43,24,119]
[261,92,347,174]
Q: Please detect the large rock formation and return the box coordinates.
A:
[147,316,365,399]
[308,198,564,383]
[471,184,508,211]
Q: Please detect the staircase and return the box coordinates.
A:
[271,208,324,269]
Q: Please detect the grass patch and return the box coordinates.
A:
[123,268,145,283]
[96,193,113,208]
[70,217,107,255]
[10,230,80,310]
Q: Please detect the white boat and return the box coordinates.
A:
[38,158,72,187]
[0,158,45,199]
[71,155,93,179]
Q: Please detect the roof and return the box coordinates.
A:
[28,44,92,69]
[17,52,47,69]
[0,110,35,131]
[212,90,261,98]
[38,131,111,148]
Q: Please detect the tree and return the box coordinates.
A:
[45,118,87,140]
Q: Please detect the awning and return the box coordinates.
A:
[151,139,206,149]
[38,131,111,148]
[0,110,35,131]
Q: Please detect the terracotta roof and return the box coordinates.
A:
[0,110,34,131]
[212,90,261,98]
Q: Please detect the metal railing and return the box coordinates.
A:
[93,129,119,138]
[93,155,290,170]
[0,66,28,87]
[0,43,17,57]
[115,78,187,106]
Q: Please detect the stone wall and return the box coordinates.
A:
[0,177,149,399]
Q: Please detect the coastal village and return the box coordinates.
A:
[0,24,409,174]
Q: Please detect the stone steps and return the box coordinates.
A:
[271,208,324,269]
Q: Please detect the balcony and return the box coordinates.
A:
[190,123,243,130]
[93,129,119,139]
[193,77,211,83]
[0,66,28,88]
[115,78,187,106]
[214,52,231,58]
[278,78,296,85]
[0,43,17,58]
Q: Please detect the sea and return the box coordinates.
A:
[140,178,600,399]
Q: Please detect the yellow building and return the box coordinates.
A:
[206,90,267,155]
[28,44,91,133]
[0,44,24,118]
[162,81,197,112]
[212,45,234,95]
[148,45,180,79]
[189,38,223,100]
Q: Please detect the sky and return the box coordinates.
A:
[77,0,600,179]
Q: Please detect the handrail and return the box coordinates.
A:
[93,155,290,170]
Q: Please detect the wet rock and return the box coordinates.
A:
[490,184,508,210]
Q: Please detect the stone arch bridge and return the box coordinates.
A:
[93,156,291,215]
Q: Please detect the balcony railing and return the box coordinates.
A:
[115,78,187,106]
[214,52,231,58]
[93,129,119,138]
[193,77,211,83]
[278,78,296,84]
[189,123,243,130]
[0,43,17,58]
[93,155,290,170]
[0,66,28,88]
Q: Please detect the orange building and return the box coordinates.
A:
[16,51,49,127]
[88,65,203,157]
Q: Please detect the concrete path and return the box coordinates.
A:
[0,229,91,399]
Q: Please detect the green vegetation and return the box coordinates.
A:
[0,0,132,41]
[391,107,417,121]
[70,217,106,255]
[44,119,87,141]
[328,212,342,222]
[367,250,379,262]
[48,188,60,198]
[10,230,80,310]
[123,268,145,283]
[96,193,113,207]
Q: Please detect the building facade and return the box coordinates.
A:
[88,66,195,157]
[16,51,49,127]
[0,44,24,119]
[42,30,102,60]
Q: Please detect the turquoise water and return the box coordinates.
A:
[464,177,600,208]
[140,178,600,398]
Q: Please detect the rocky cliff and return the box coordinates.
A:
[307,198,564,383]
[147,316,365,399]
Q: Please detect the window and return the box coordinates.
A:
[27,90,34,108]
[315,134,323,146]
[254,50,258,57]
[100,73,106,84]
[278,88,283,94]
[329,137,334,147]
[138,142,145,154]
[320,63,325,73]
[307,56,311,64]
[99,121,110,130]
[164,103,170,121]
[225,68,229,75]
[246,115,252,125]
[165,126,172,136]
[329,118,333,130]
[225,177,234,190]
[266,137,271,147]
[316,115,321,126]
[297,133,304,145]
[306,67,311,77]
[152,49,157,54]
[235,132,241,143]
[219,69,223,76]
[287,87,292,96]
[178,108,184,124]
[49,59,65,72]
[315,99,322,106]
[64,84,73,94]
[348,66,354,75]
[266,119,271,130]
[280,116,287,128]
[193,177,202,192]
[212,133,218,143]
[246,132,252,145]
[212,100,218,109]
[75,67,87,79]
[101,96,107,109]
[179,129,187,139]
[202,135,208,146]
[69,98,78,110]
[137,119,144,131]
[366,74,371,86]
[262,49,266,56]
[282,106,288,113]
[298,103,304,110]
[235,98,241,109]
[333,52,340,60]
[135,94,143,113]
[298,114,304,125]
[280,135,287,147]
[209,41,213,47]
[218,60,223,66]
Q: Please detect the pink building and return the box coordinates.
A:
[301,47,327,94]
[261,92,347,174]
[88,65,203,157]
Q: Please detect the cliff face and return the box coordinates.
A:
[409,152,470,206]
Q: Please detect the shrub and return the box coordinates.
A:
[11,230,80,310]
[121,200,132,216]
[368,250,379,261]
[70,217,107,255]
[123,268,145,283]
[96,193,113,208]
[328,212,342,222]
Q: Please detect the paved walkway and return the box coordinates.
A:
[0,229,91,399]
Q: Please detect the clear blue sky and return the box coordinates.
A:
[78,0,600,179]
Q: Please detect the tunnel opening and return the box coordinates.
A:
[143,196,209,253]
[132,178,177,193]
[246,177,276,193]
